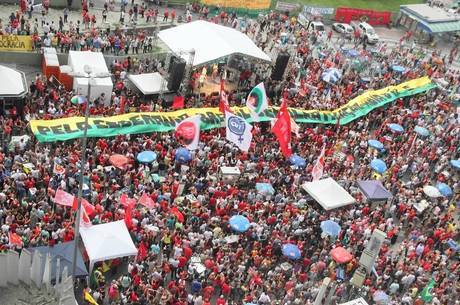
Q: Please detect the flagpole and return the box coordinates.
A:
[71,72,92,279]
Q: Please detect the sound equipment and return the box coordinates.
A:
[168,57,186,92]
[271,52,290,80]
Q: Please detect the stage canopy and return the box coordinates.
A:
[158,20,271,66]
[128,72,167,95]
[0,65,28,98]
[28,240,88,279]
[80,221,137,272]
[357,180,393,201]
[302,178,356,210]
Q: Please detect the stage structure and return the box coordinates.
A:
[158,20,271,95]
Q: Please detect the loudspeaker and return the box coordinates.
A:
[168,58,186,92]
[271,52,290,80]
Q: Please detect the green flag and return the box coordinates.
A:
[420,279,435,302]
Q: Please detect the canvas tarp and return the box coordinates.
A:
[158,20,271,66]
[302,177,356,210]
[80,221,137,272]
[0,65,28,98]
[128,72,167,95]
[28,241,88,279]
[357,180,393,201]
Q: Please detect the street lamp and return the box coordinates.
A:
[69,65,111,279]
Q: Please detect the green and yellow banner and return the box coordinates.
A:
[30,77,435,142]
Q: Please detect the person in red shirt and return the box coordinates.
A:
[163,9,169,22]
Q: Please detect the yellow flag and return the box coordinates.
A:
[101,261,111,273]
[84,292,99,305]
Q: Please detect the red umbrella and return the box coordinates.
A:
[330,247,353,264]
[109,154,129,169]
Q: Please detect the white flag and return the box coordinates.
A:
[312,144,326,181]
[225,111,253,151]
[175,115,201,150]
[246,82,268,121]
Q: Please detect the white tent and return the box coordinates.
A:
[0,65,28,98]
[74,77,113,106]
[68,51,109,74]
[158,20,271,66]
[128,72,167,95]
[68,51,113,103]
[339,298,369,305]
[302,177,356,210]
[80,221,137,272]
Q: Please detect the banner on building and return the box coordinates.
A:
[201,0,271,10]
[303,6,335,15]
[0,35,33,51]
[30,77,436,142]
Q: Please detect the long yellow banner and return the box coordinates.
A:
[30,77,436,142]
[201,0,271,10]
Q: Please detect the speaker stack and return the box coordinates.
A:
[271,52,290,81]
[168,57,186,92]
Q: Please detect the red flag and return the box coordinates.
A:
[172,96,185,110]
[80,207,92,227]
[219,80,230,113]
[72,197,96,217]
[9,232,23,247]
[137,242,148,262]
[312,144,326,181]
[124,206,133,229]
[54,189,75,207]
[271,99,292,158]
[119,95,125,114]
[120,194,136,209]
[138,192,156,209]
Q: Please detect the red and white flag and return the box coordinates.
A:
[219,79,230,113]
[312,144,326,181]
[271,99,292,158]
[138,192,156,209]
[175,115,201,150]
[53,189,75,207]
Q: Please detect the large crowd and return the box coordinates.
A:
[0,2,459,305]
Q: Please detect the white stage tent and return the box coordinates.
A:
[302,178,356,210]
[80,221,137,272]
[158,20,271,66]
[0,65,28,98]
[128,72,167,95]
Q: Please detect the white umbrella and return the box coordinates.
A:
[423,185,442,198]
[321,68,342,83]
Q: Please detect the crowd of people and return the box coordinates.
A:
[0,2,459,305]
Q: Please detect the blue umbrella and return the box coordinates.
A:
[450,159,460,169]
[289,154,306,168]
[392,65,405,73]
[321,68,342,84]
[229,215,250,233]
[436,182,453,197]
[282,243,301,260]
[255,183,275,196]
[414,126,430,137]
[320,220,341,237]
[447,239,459,252]
[368,139,384,150]
[347,49,359,57]
[175,147,192,163]
[137,151,157,163]
[370,159,387,174]
[387,123,404,133]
